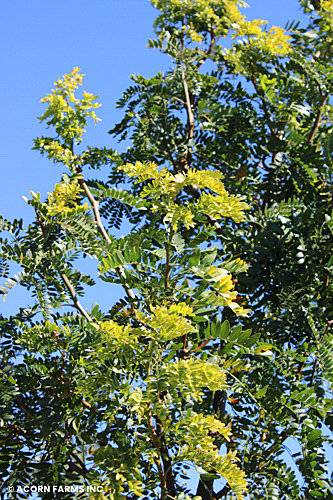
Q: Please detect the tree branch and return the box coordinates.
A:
[147,404,167,498]
[249,60,277,137]
[307,92,329,145]
[164,227,174,291]
[75,168,136,301]
[309,359,318,388]
[181,71,195,141]
[214,483,231,499]
[68,451,89,476]
[156,419,177,499]
[263,429,289,457]
[59,272,93,321]
[35,208,92,322]
[197,25,216,70]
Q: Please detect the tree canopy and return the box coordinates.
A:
[1,1,333,499]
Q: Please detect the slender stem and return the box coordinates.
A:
[146,340,176,498]
[147,403,167,499]
[17,398,33,420]
[76,168,136,301]
[156,417,177,498]
[192,337,212,352]
[181,71,195,141]
[214,484,231,499]
[60,273,92,321]
[196,25,216,70]
[164,227,174,291]
[309,359,318,388]
[307,92,329,145]
[151,340,176,497]
[263,429,289,457]
[180,333,188,359]
[69,451,89,475]
[297,361,305,382]
[330,166,333,209]
[77,177,111,243]
[35,208,92,322]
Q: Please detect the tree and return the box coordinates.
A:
[1,1,333,499]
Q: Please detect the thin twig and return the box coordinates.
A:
[197,26,216,70]
[69,451,89,475]
[164,227,174,291]
[35,208,92,322]
[249,60,276,137]
[156,417,177,498]
[214,484,231,499]
[309,359,318,388]
[147,404,167,499]
[263,429,289,457]
[181,71,195,140]
[307,92,329,145]
[76,168,136,301]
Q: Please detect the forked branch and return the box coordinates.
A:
[76,166,136,301]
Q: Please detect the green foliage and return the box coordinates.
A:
[2,1,333,499]
[0,68,250,499]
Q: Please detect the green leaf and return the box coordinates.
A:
[189,247,201,267]
[220,320,230,340]
[254,386,268,399]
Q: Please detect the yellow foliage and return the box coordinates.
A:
[137,302,197,340]
[321,0,333,13]
[38,67,101,148]
[46,178,89,216]
[225,0,247,25]
[119,162,250,229]
[231,18,291,55]
[151,0,249,41]
[122,161,170,183]
[98,320,135,344]
[168,302,194,316]
[192,262,250,316]
[161,357,227,398]
[177,447,247,500]
[195,192,250,223]
[172,412,231,449]
[164,204,196,230]
[226,18,291,74]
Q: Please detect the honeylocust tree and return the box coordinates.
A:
[2,1,333,500]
